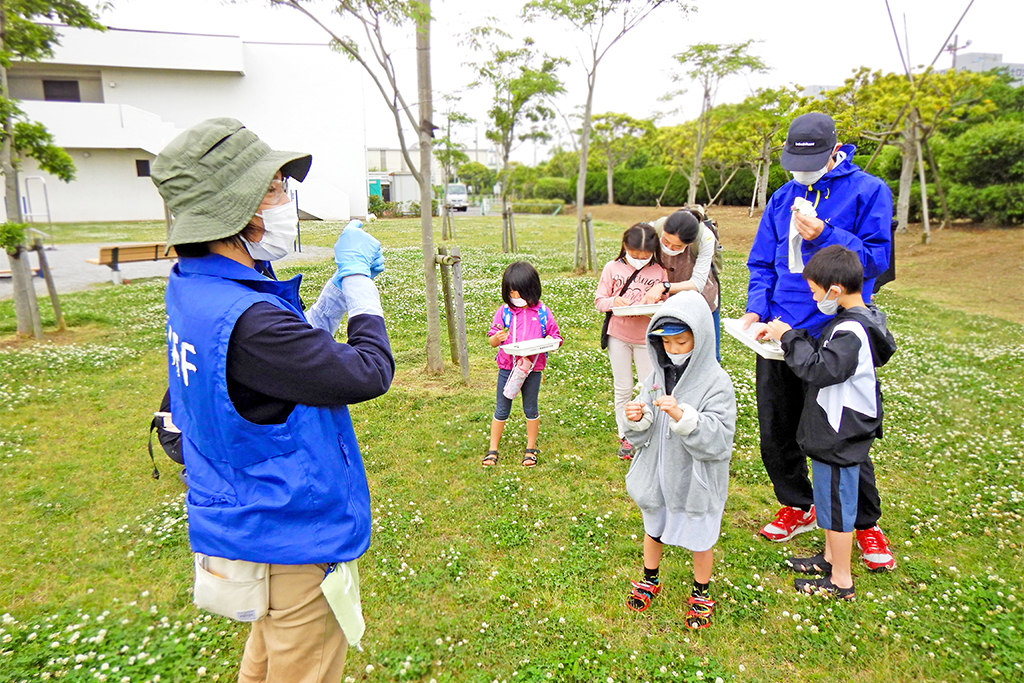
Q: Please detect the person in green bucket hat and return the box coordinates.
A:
[154,118,394,682]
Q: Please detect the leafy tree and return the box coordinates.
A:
[723,87,803,212]
[456,160,493,194]
[0,0,103,339]
[812,67,995,233]
[668,40,769,205]
[523,0,690,271]
[591,112,653,205]
[272,0,446,373]
[468,27,564,253]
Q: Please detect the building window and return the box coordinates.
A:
[42,80,81,102]
[136,159,151,177]
[379,150,386,171]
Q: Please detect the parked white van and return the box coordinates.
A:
[445,183,469,212]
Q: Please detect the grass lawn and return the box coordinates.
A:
[0,214,1021,683]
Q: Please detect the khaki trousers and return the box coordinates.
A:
[238,563,348,683]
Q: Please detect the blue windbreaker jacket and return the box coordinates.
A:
[746,145,892,337]
[166,254,384,565]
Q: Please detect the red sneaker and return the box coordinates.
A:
[856,525,896,572]
[759,506,817,542]
[617,437,634,460]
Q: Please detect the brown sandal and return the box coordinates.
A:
[482,450,499,467]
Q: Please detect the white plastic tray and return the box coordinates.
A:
[722,318,785,360]
[611,303,663,317]
[501,337,560,357]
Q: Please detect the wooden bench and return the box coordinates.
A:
[0,251,44,279]
[86,243,177,284]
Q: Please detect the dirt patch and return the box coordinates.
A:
[583,204,1024,324]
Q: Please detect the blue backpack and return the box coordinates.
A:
[502,304,548,338]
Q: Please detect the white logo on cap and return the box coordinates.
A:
[794,141,817,147]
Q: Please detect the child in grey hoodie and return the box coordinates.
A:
[622,291,736,629]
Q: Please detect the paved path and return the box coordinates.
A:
[0,243,334,301]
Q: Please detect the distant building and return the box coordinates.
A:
[366,143,499,204]
[366,144,500,177]
[952,52,1024,86]
[6,25,368,224]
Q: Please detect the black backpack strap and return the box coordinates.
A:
[148,417,162,480]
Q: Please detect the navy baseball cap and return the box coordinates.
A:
[650,320,691,336]
[781,112,837,172]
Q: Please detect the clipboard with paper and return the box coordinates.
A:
[722,318,785,361]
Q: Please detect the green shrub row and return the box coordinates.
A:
[510,200,565,215]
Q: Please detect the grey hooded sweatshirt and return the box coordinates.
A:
[624,291,736,518]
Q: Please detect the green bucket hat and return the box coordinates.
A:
[152,118,312,248]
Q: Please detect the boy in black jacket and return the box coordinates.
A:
[760,245,897,599]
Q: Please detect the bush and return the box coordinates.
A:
[533,177,572,202]
[939,120,1024,186]
[367,194,399,217]
[406,198,440,217]
[572,167,690,206]
[947,183,1024,225]
[510,200,565,215]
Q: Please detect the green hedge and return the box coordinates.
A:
[947,183,1024,225]
[566,166,796,207]
[511,200,565,215]
[533,177,572,202]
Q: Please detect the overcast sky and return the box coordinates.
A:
[101,0,1021,163]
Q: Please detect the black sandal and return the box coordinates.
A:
[787,551,833,575]
[522,448,539,467]
[794,576,855,600]
[482,450,499,467]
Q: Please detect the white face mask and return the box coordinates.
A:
[666,350,692,365]
[661,241,685,257]
[625,254,651,270]
[792,163,829,187]
[510,296,527,307]
[244,201,298,261]
[817,287,841,316]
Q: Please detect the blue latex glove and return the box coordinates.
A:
[331,220,383,286]
[370,251,385,279]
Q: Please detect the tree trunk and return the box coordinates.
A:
[757,137,772,210]
[0,10,40,340]
[914,133,931,245]
[687,93,711,205]
[416,1,443,374]
[606,157,614,206]
[895,119,916,233]
[922,136,951,230]
[749,161,760,217]
[574,75,595,271]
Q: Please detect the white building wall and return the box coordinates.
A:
[3,29,368,223]
[18,149,163,223]
[98,41,368,217]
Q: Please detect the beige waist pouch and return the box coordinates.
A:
[193,553,270,623]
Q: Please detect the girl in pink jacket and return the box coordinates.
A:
[595,223,668,459]
[485,261,563,468]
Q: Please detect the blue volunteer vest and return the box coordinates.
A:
[166,254,371,565]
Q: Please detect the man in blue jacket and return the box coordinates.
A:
[153,118,394,682]
[740,112,896,572]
